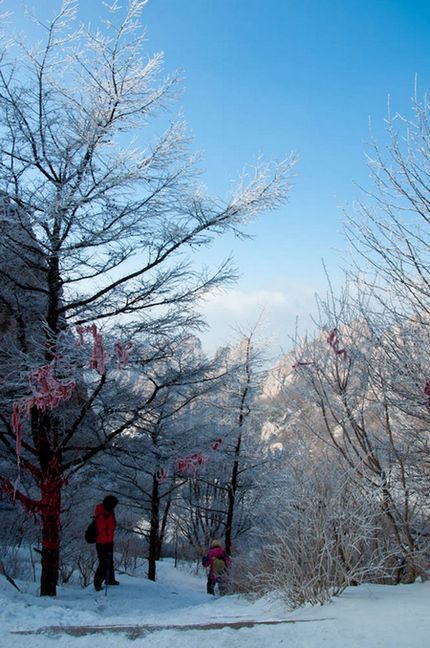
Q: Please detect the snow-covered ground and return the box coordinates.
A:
[1,559,429,647]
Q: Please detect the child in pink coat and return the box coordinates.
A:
[202,539,231,595]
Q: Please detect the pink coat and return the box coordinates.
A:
[205,546,231,582]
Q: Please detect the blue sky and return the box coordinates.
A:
[4,0,430,356]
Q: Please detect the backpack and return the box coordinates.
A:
[212,556,226,576]
[84,518,97,544]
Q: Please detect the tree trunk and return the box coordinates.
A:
[148,475,160,581]
[157,496,171,561]
[225,336,252,556]
[32,408,63,597]
[225,433,241,556]
[40,461,62,596]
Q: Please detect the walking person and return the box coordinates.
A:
[202,539,231,595]
[94,495,120,592]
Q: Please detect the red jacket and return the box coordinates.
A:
[95,503,116,544]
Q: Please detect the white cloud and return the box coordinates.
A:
[198,283,320,357]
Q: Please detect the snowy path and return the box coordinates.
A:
[1,559,430,647]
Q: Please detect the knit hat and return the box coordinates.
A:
[103,495,118,511]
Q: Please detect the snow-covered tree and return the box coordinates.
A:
[271,292,430,581]
[101,335,226,581]
[346,92,430,326]
[173,331,270,557]
[0,1,295,595]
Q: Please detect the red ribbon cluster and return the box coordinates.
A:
[76,324,105,374]
[176,453,208,476]
[114,341,133,369]
[11,364,76,463]
[155,438,224,482]
[76,325,133,372]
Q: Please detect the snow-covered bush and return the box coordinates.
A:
[236,463,386,607]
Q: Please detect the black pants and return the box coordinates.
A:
[207,574,215,594]
[207,574,227,595]
[94,542,115,588]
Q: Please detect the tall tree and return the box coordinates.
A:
[222,332,265,556]
[103,335,224,581]
[346,92,430,325]
[175,332,268,556]
[285,304,429,580]
[0,1,294,595]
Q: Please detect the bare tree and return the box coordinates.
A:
[285,293,429,581]
[177,331,269,556]
[0,1,295,595]
[102,335,225,581]
[221,332,265,555]
[346,91,430,325]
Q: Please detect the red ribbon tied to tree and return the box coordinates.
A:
[10,363,76,462]
[327,328,347,360]
[176,453,208,476]
[114,341,133,369]
[76,324,105,374]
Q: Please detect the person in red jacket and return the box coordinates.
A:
[94,495,119,591]
[202,539,231,595]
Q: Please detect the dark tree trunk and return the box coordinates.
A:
[157,496,171,561]
[148,475,160,581]
[32,407,63,597]
[225,432,241,557]
[39,246,63,596]
[224,336,252,556]
[40,458,62,596]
